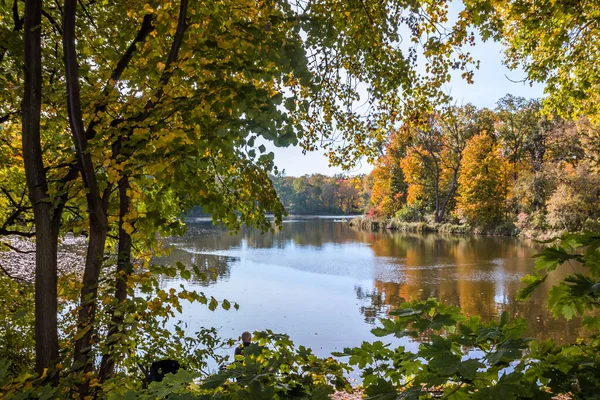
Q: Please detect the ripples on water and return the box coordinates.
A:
[156,218,584,360]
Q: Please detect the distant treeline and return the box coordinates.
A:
[270,174,371,215]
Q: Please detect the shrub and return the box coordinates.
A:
[394,205,422,222]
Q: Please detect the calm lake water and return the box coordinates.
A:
[158,217,583,361]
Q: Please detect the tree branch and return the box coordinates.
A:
[0,262,29,283]
[13,0,24,31]
[85,13,155,139]
[0,228,35,237]
[63,0,107,230]
[143,0,189,111]
[0,241,36,254]
[41,8,63,34]
[77,0,97,30]
[0,111,17,124]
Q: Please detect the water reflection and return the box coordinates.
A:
[159,219,584,348]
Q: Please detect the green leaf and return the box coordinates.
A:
[486,339,526,365]
[222,299,231,310]
[428,353,462,376]
[180,269,191,280]
[458,358,484,380]
[208,297,218,311]
[517,273,548,300]
[389,307,422,317]
[363,378,397,399]
[473,372,531,399]
[533,247,573,272]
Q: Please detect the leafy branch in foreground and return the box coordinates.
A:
[334,232,600,399]
[335,299,543,399]
[518,232,600,324]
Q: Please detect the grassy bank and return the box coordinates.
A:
[348,216,518,236]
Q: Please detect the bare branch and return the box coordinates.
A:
[0,229,35,237]
[0,111,17,124]
[0,262,29,283]
[77,0,97,30]
[41,8,63,34]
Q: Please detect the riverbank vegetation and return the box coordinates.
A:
[0,0,599,398]
[361,99,600,237]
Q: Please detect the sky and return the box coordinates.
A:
[267,38,546,177]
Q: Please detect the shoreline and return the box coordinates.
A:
[0,234,86,283]
[347,216,560,239]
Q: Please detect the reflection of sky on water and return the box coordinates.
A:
[157,218,585,365]
[176,242,383,280]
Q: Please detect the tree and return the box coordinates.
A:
[396,105,484,222]
[456,133,509,226]
[368,131,408,217]
[21,0,59,377]
[495,95,555,214]
[464,0,600,121]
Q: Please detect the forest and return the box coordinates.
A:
[276,98,600,236]
[270,174,369,215]
[0,0,599,399]
[362,96,600,236]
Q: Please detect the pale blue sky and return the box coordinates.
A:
[269,38,545,177]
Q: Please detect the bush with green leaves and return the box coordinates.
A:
[0,262,352,399]
[334,300,544,399]
[0,275,35,377]
[0,330,350,400]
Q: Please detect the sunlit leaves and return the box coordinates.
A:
[456,133,509,227]
[462,0,600,122]
[519,232,600,320]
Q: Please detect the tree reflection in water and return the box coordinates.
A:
[159,218,585,344]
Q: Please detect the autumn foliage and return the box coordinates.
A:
[455,133,508,226]
[366,99,600,233]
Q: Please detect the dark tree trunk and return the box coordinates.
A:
[438,163,461,224]
[22,0,60,377]
[433,177,441,223]
[62,1,109,394]
[99,176,132,382]
[529,133,546,212]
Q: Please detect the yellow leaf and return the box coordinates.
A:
[157,62,166,72]
[122,221,134,235]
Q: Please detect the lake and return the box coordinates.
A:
[157,217,583,363]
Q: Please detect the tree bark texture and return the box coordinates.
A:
[62,0,109,386]
[22,0,60,376]
[98,177,132,382]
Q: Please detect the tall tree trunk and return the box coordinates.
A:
[529,133,546,212]
[433,174,441,223]
[62,1,109,394]
[99,176,132,382]
[22,0,60,377]
[438,166,460,223]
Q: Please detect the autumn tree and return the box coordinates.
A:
[394,105,487,222]
[456,133,509,226]
[367,130,408,217]
[464,0,600,121]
